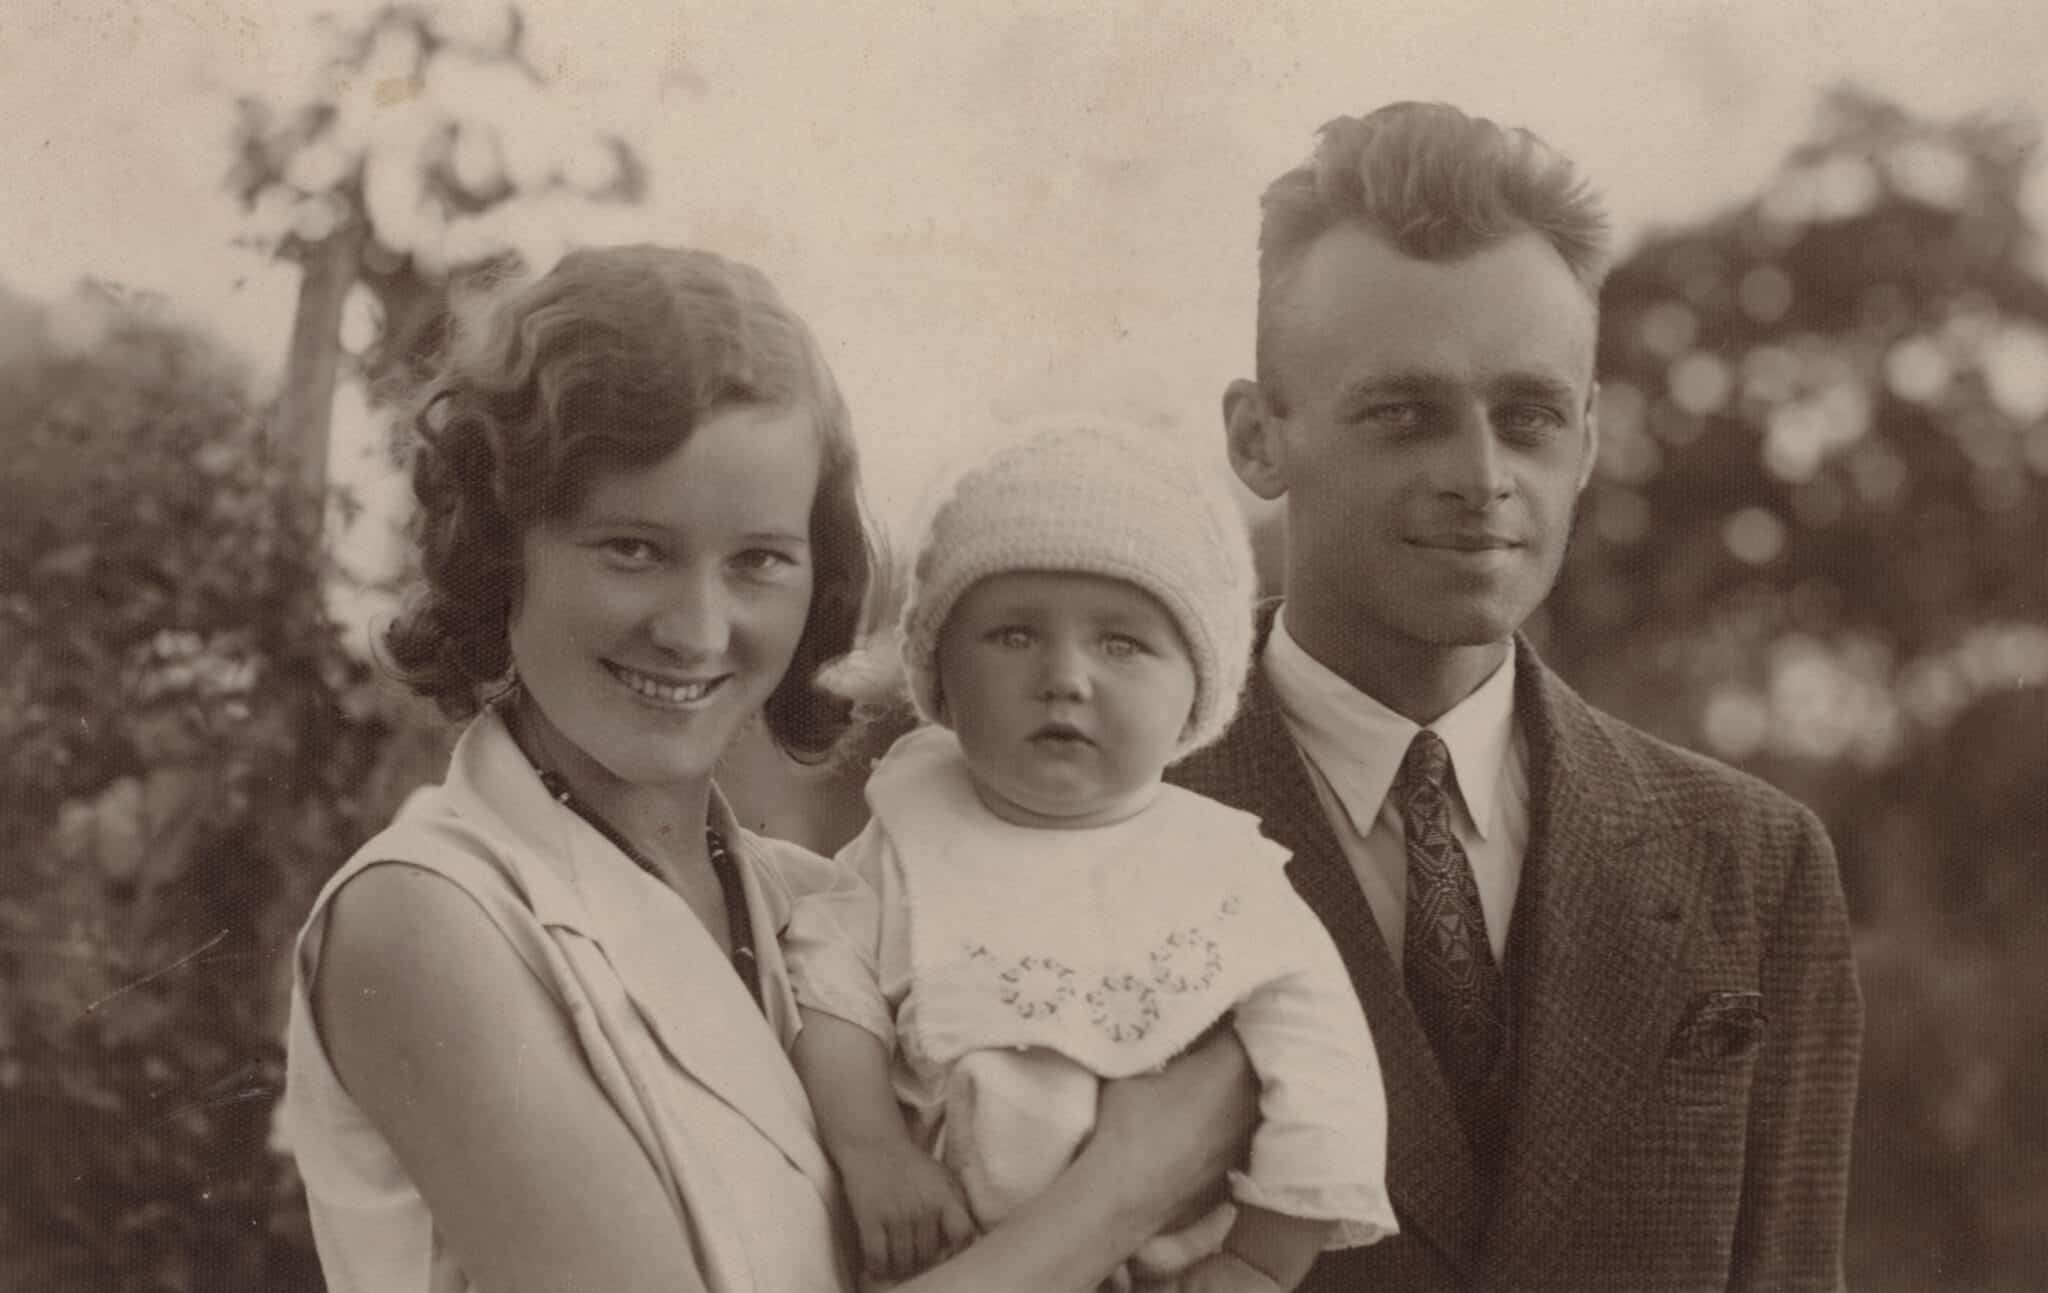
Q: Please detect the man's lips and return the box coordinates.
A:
[1409,532,1521,552]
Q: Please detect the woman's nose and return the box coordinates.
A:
[646,574,730,658]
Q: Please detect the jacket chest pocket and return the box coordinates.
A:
[1657,988,1765,1107]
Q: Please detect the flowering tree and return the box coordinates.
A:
[228,2,646,499]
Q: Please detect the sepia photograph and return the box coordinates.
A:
[4,1,2046,1289]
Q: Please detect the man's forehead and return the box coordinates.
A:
[1271,226,1598,386]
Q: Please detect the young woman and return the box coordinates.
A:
[282,245,1254,1293]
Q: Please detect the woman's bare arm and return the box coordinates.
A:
[897,1028,1260,1293]
[313,864,705,1293]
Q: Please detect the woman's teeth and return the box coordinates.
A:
[612,664,720,704]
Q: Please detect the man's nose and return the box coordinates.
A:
[1437,409,1513,506]
[647,571,731,658]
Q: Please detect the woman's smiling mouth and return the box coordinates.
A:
[605,661,727,707]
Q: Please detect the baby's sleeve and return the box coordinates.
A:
[1229,888,1399,1250]
[781,816,897,1046]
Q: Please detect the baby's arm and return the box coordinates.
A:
[784,819,976,1278]
[792,1011,977,1279]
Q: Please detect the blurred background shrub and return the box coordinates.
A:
[0,286,421,1290]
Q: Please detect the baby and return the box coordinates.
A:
[786,420,1394,1290]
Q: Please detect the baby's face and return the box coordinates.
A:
[936,571,1197,829]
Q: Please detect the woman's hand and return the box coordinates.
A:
[1093,1024,1260,1236]
[895,1025,1259,1293]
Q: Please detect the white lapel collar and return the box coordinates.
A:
[447,711,833,1189]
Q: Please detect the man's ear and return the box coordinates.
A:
[1223,378,1287,501]
[1576,380,1602,492]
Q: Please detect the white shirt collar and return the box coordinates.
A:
[1262,608,1518,842]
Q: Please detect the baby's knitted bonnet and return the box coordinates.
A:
[898,416,1258,758]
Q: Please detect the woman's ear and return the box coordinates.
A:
[1222,379,1288,502]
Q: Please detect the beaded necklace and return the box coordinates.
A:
[526,765,764,1014]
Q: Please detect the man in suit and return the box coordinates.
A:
[1170,102,1862,1290]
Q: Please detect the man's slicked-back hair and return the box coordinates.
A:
[1254,101,1613,405]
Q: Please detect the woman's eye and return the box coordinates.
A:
[598,538,662,566]
[733,548,799,575]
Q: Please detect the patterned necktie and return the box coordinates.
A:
[1396,729,1510,1142]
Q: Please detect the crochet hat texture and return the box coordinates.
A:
[899,417,1258,758]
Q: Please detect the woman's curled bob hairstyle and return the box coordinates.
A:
[383,243,876,761]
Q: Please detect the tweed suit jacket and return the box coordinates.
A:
[1169,613,1861,1291]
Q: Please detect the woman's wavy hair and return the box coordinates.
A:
[383,244,877,761]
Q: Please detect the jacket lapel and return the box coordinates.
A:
[1172,608,1485,1276]
[1478,644,1702,1285]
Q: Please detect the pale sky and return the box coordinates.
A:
[5,0,2046,638]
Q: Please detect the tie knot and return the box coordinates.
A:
[1398,729,1452,792]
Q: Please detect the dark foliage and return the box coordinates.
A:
[0,288,394,1292]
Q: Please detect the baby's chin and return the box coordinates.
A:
[968,775,1164,830]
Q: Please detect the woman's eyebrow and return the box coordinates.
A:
[568,513,810,545]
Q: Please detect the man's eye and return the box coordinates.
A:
[1363,403,1426,430]
[1501,406,1566,439]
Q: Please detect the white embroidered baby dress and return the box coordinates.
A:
[785,727,1395,1247]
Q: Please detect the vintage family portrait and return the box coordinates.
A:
[4,1,2045,1289]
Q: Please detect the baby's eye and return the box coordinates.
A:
[1101,634,1147,658]
[989,626,1035,648]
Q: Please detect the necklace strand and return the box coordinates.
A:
[530,766,764,1013]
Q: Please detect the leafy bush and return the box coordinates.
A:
[0,284,395,1292]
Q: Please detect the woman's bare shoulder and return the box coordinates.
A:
[312,862,566,1095]
[309,863,708,1291]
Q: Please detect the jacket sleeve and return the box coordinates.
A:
[1730,804,1862,1292]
